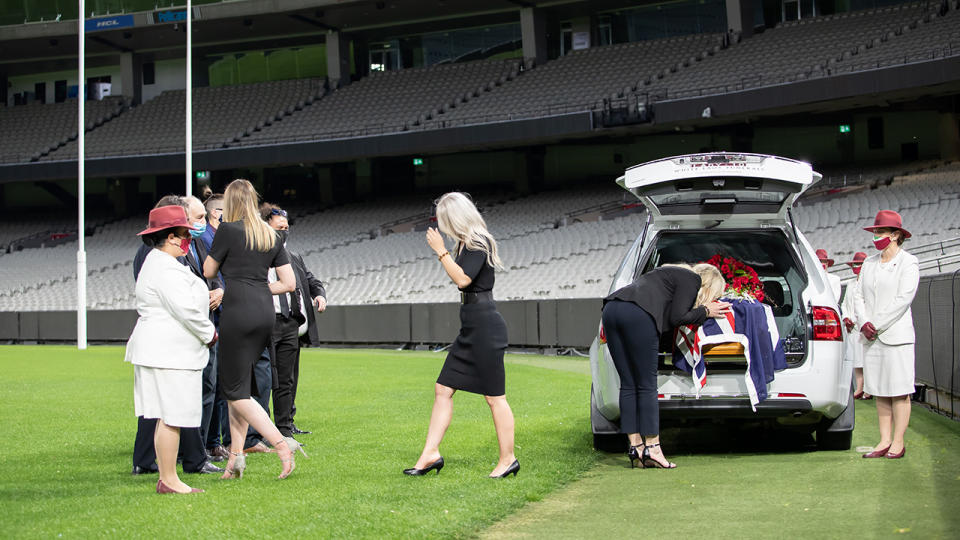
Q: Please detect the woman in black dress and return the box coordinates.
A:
[603,263,730,469]
[203,179,304,480]
[404,192,517,478]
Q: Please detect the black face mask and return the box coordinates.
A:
[278,230,289,244]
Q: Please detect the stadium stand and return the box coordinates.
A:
[1,162,958,310]
[421,33,724,127]
[647,2,948,100]
[0,97,129,163]
[239,59,522,144]
[830,5,960,72]
[41,79,324,160]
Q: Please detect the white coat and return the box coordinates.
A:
[125,249,215,370]
[853,249,920,346]
[826,272,842,305]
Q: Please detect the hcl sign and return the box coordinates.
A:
[154,9,187,24]
[84,14,134,32]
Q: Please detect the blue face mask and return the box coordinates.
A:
[189,221,207,238]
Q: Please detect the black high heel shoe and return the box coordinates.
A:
[640,443,676,469]
[403,457,444,476]
[490,460,520,478]
[627,445,643,469]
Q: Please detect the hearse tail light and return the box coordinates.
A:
[811,306,842,341]
[776,393,807,398]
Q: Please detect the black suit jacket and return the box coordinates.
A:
[604,266,708,334]
[288,250,326,346]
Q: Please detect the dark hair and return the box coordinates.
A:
[203,193,224,212]
[141,227,187,248]
[154,194,187,210]
[259,202,286,222]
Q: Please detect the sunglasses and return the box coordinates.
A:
[270,208,288,217]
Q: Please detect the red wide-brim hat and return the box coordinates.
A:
[815,248,834,267]
[863,209,911,239]
[137,205,197,236]
[844,251,867,267]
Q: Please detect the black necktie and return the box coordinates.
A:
[279,291,290,318]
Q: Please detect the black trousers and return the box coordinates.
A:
[602,300,661,435]
[132,417,207,472]
[271,316,301,437]
[199,342,218,447]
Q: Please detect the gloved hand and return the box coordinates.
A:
[860,322,878,341]
[843,318,855,332]
[207,331,219,348]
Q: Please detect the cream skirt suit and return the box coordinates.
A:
[125,249,216,427]
[854,249,920,397]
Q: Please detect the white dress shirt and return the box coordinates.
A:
[269,267,309,337]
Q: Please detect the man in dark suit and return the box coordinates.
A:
[262,203,327,438]
[130,195,222,475]
[183,196,226,463]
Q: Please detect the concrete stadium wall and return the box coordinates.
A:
[3,275,957,401]
[0,299,604,348]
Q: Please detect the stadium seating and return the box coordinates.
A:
[0,97,128,164]
[421,34,724,127]
[647,2,945,100]
[238,59,522,144]
[1,162,957,310]
[42,79,324,160]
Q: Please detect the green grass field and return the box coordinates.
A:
[1,345,958,539]
[0,346,597,539]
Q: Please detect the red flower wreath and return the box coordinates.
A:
[704,254,765,302]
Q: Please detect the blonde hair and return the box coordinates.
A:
[434,192,503,270]
[223,179,276,252]
[692,263,726,307]
[661,263,726,307]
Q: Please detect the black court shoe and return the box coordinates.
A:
[640,443,677,469]
[403,457,444,476]
[627,445,642,469]
[490,460,520,478]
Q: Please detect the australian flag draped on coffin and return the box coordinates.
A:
[673,298,787,410]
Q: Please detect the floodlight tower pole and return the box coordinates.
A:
[77,0,87,350]
[185,0,192,196]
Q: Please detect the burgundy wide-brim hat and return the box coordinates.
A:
[137,205,197,236]
[863,209,911,239]
[844,251,867,267]
[815,248,834,267]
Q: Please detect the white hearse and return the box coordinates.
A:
[590,153,854,451]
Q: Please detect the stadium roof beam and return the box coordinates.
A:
[89,35,132,54]
[286,13,339,32]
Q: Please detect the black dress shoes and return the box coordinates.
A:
[291,425,311,435]
[192,461,225,474]
[131,465,159,475]
[206,445,229,462]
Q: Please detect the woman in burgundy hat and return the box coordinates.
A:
[816,248,841,303]
[854,211,919,460]
[841,252,868,399]
[125,205,218,494]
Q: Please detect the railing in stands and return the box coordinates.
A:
[834,236,960,283]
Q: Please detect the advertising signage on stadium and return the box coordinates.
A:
[153,9,187,24]
[84,15,134,33]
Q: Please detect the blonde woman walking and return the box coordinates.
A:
[602,263,731,469]
[203,179,305,479]
[404,192,517,478]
